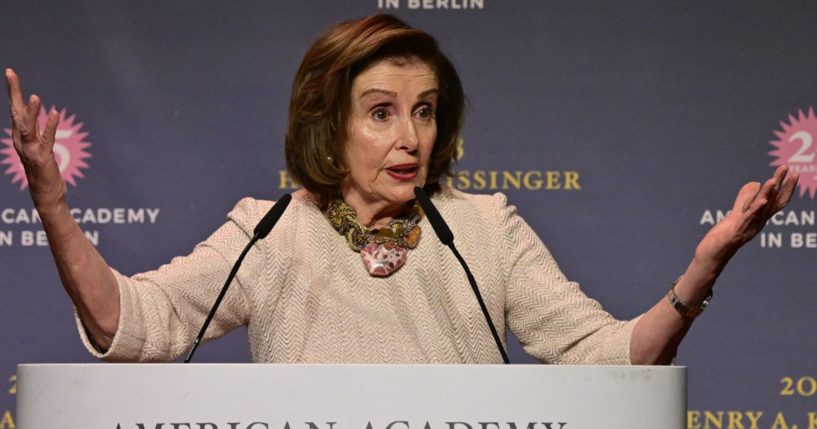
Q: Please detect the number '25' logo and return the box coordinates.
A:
[1,106,92,190]
[770,107,817,199]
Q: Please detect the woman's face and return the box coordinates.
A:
[341,58,438,220]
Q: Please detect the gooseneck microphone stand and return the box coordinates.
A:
[414,187,510,364]
[184,194,292,363]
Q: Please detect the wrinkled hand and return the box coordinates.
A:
[5,68,65,212]
[695,165,799,268]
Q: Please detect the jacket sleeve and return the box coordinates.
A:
[494,193,639,364]
[75,199,259,362]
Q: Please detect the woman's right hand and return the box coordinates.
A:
[6,68,67,214]
[6,68,120,350]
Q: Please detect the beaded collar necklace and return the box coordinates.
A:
[327,199,423,277]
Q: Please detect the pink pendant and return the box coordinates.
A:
[360,243,407,277]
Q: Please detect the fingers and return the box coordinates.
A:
[42,108,60,149]
[773,171,799,212]
[735,181,761,212]
[6,69,44,144]
[22,94,42,138]
[737,166,800,224]
[5,69,31,137]
[755,176,778,210]
[741,165,785,212]
[15,94,38,141]
[772,164,789,184]
[759,165,792,215]
[5,68,26,114]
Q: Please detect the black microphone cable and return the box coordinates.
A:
[185,193,292,363]
[414,187,510,364]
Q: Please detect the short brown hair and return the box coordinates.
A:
[285,14,464,207]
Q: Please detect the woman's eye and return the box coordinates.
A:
[415,106,435,120]
[371,108,389,121]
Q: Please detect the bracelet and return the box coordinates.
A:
[666,277,713,318]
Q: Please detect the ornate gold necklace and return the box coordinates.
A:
[327,199,422,277]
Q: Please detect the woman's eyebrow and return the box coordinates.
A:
[358,88,439,100]
[359,88,397,98]
[417,88,439,99]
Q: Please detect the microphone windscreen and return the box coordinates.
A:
[254,193,292,239]
[414,187,454,245]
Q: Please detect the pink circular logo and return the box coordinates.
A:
[2,106,92,190]
[769,107,817,199]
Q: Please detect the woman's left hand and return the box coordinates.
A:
[694,165,799,270]
[632,165,799,364]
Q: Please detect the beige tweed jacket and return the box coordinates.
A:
[78,188,638,364]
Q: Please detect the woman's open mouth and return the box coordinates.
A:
[386,164,419,181]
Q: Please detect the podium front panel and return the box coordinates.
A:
[17,364,685,429]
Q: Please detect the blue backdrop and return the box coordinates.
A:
[1,2,816,428]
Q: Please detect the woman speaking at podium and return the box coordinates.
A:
[4,14,797,364]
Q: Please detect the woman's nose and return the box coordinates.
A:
[396,115,420,151]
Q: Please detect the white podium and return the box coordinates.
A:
[17,364,685,429]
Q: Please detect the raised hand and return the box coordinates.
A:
[6,68,121,347]
[6,68,66,213]
[695,165,799,268]
[631,165,800,364]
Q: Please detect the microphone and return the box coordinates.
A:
[254,194,292,239]
[414,187,510,364]
[185,194,292,363]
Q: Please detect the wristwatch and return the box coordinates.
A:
[666,277,713,318]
